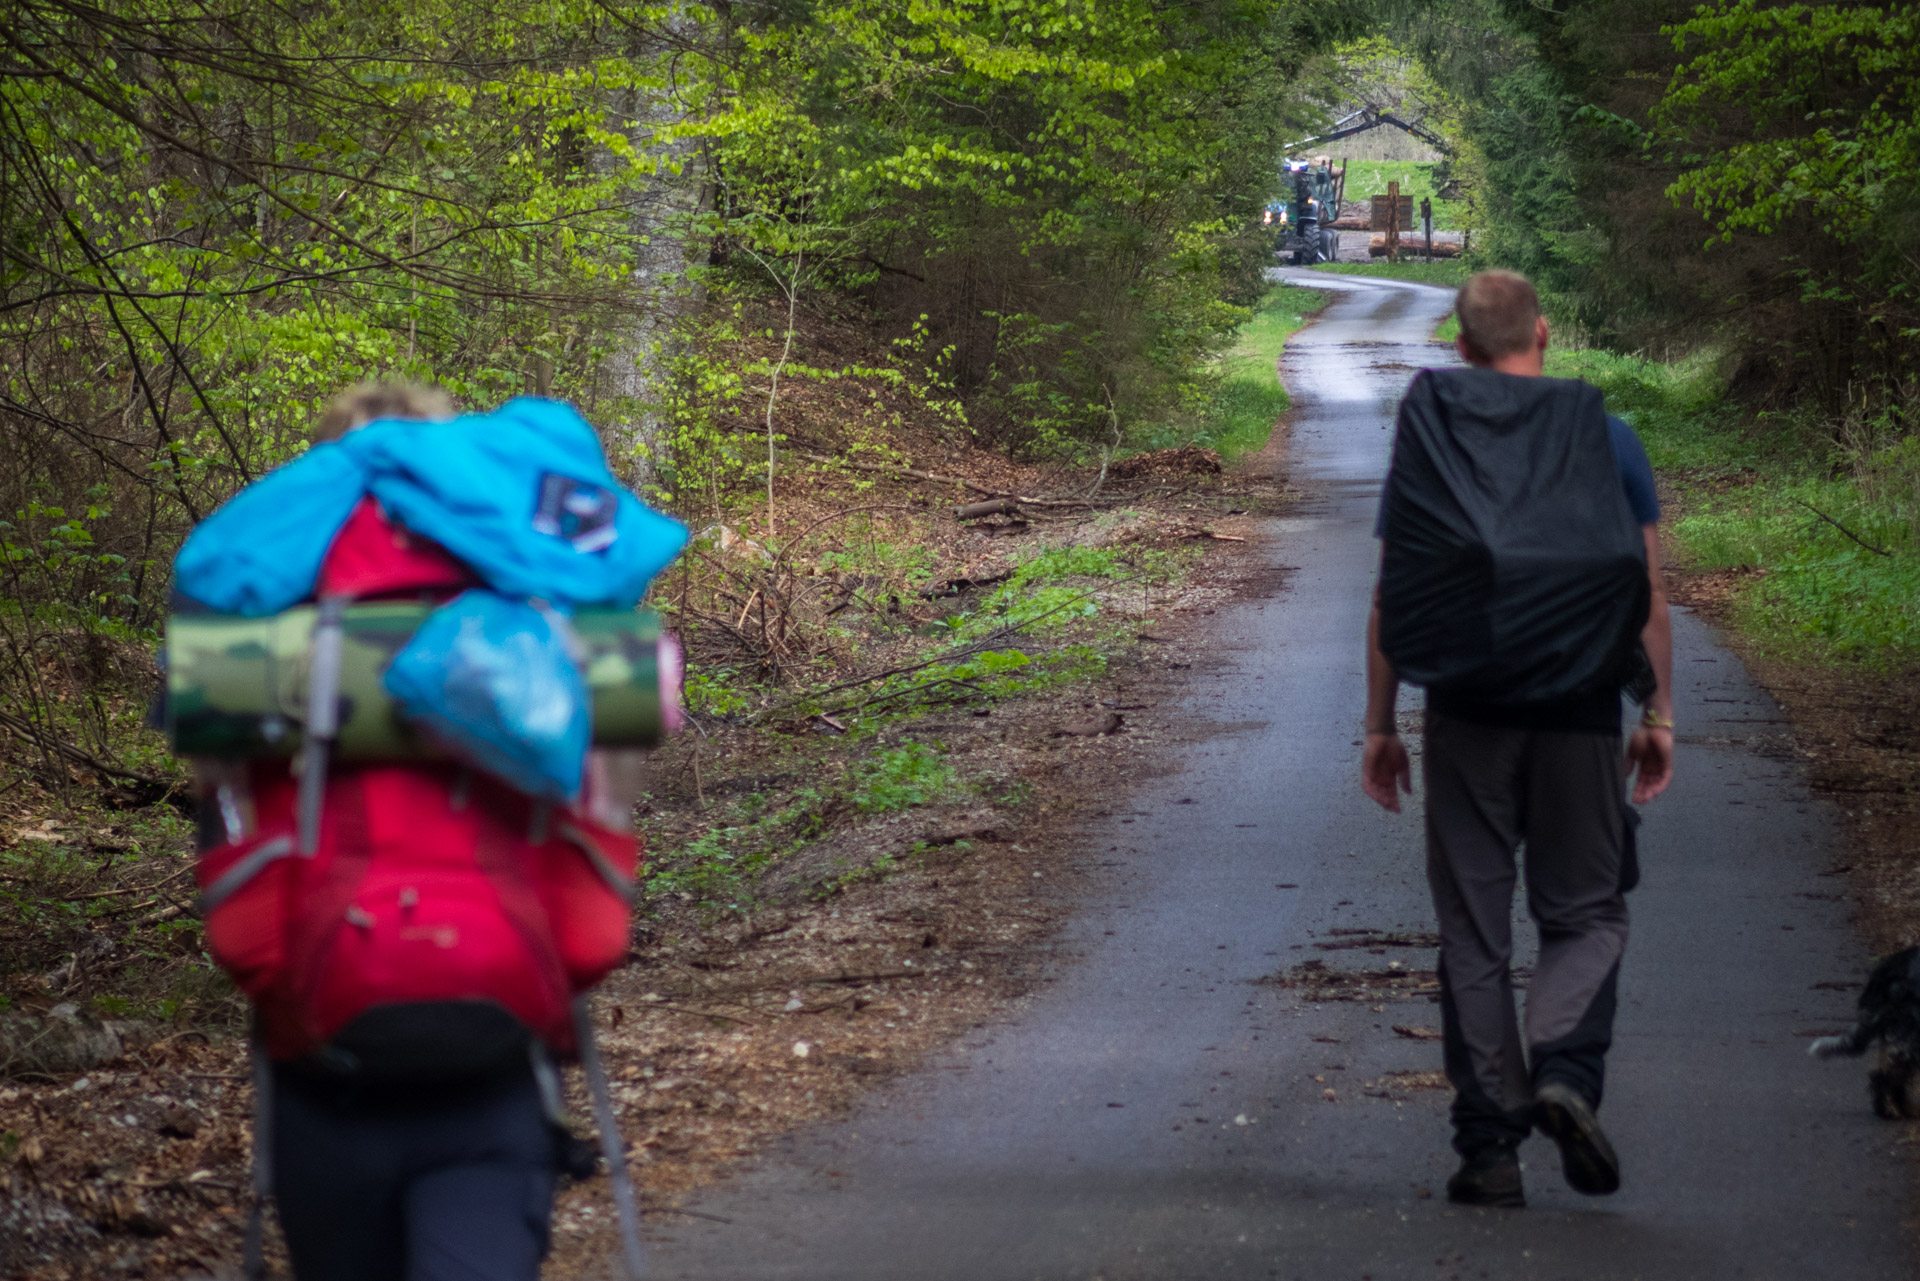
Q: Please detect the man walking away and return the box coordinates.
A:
[1360,270,1675,1208]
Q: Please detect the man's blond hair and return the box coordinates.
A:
[314,381,454,441]
[1454,270,1542,363]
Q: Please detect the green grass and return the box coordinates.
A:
[1140,284,1329,460]
[1312,260,1469,287]
[1335,160,1465,230]
[1546,346,1920,663]
[849,742,961,813]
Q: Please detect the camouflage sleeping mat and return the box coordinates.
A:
[166,602,668,758]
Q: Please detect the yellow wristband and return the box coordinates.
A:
[1640,709,1674,730]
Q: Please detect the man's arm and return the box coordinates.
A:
[1362,587,1413,812]
[1626,524,1675,803]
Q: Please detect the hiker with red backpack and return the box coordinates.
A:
[168,383,686,1280]
[1361,271,1675,1208]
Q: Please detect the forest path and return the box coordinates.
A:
[630,270,1913,1280]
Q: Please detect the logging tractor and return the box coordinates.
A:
[1267,157,1344,265]
[1267,108,1455,265]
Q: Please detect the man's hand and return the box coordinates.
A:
[1363,731,1413,813]
[1626,726,1674,804]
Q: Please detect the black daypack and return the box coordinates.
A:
[1378,368,1649,706]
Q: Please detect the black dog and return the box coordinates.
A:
[1811,946,1920,1118]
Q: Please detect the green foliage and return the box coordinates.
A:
[684,667,754,718]
[1393,0,1918,417]
[1656,2,1920,253]
[849,743,961,813]
[645,740,964,911]
[1548,346,1920,663]
[706,0,1368,454]
[1008,546,1132,588]
[1141,284,1327,458]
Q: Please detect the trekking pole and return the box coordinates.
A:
[574,996,648,1280]
[297,596,346,854]
[242,1043,273,1281]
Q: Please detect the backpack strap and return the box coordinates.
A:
[198,836,298,916]
[573,996,647,1280]
[297,596,348,855]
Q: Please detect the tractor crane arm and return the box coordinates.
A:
[1290,108,1453,157]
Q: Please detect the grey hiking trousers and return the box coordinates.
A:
[1423,713,1630,1155]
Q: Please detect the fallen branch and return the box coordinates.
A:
[651,1205,735,1226]
[0,710,179,790]
[955,498,1022,520]
[792,452,1097,509]
[919,569,1015,599]
[644,1001,762,1023]
[803,969,919,985]
[52,865,193,903]
[818,676,983,718]
[1795,499,1892,557]
[747,582,1123,724]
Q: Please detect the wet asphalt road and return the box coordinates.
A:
[643,271,1914,1280]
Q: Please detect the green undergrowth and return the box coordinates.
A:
[0,801,234,1025]
[646,538,1201,914]
[642,740,970,912]
[1311,260,1469,287]
[1142,284,1329,460]
[1548,347,1920,663]
[803,539,1195,728]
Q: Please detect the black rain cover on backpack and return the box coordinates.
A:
[1379,368,1649,706]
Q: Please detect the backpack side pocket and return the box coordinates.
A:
[197,828,302,1000]
[544,820,641,990]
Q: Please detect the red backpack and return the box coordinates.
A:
[193,499,641,1077]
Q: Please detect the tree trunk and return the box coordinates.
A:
[597,67,708,495]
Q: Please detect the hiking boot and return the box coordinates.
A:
[1534,1081,1621,1195]
[1445,1149,1525,1208]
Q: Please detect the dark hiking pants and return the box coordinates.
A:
[270,1068,559,1281]
[1423,714,1630,1157]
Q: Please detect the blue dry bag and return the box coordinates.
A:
[382,591,590,801]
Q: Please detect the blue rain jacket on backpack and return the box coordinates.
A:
[173,396,686,615]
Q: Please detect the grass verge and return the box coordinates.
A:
[1312,260,1469,287]
[1547,346,1920,664]
[1143,285,1329,460]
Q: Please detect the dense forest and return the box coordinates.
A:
[0,0,1357,626]
[6,0,1913,653]
[1403,0,1917,412]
